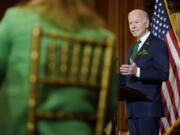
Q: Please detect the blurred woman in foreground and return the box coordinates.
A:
[0,0,117,135]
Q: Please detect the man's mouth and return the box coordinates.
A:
[132,30,138,33]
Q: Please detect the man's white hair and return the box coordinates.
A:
[128,9,149,21]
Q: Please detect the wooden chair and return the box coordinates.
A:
[27,25,115,135]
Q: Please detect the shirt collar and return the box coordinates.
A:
[139,31,150,43]
[137,31,150,50]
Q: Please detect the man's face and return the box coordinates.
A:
[128,11,149,39]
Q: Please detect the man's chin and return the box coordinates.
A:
[132,34,139,38]
[131,32,138,37]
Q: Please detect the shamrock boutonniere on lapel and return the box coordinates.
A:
[138,49,149,55]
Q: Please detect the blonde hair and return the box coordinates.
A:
[18,0,104,31]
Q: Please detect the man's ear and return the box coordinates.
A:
[146,20,150,28]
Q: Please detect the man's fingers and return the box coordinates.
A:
[121,64,130,68]
[120,64,136,75]
[120,65,132,75]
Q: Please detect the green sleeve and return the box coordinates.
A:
[0,9,12,78]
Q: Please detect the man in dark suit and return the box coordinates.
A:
[120,9,169,135]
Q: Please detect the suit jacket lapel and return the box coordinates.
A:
[134,34,153,60]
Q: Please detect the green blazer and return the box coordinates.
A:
[0,7,118,135]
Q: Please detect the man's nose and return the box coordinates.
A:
[131,24,136,29]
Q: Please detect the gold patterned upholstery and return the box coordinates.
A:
[171,12,180,41]
[27,25,115,135]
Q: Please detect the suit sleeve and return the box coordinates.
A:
[140,40,169,81]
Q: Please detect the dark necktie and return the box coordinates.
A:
[131,40,141,60]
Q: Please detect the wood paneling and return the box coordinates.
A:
[95,0,144,67]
